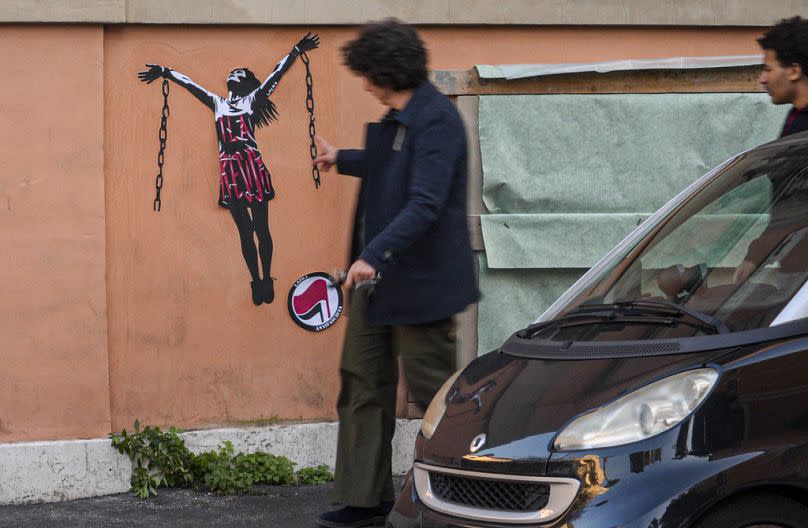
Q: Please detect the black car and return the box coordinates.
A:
[388,133,808,528]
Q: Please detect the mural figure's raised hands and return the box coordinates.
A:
[137,64,168,84]
[295,33,320,53]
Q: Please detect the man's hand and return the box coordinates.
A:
[313,135,337,172]
[733,259,756,283]
[295,32,320,53]
[137,64,166,84]
[344,259,377,290]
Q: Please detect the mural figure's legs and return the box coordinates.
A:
[228,201,264,305]
[250,200,275,304]
[228,200,275,305]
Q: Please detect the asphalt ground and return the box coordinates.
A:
[0,478,404,528]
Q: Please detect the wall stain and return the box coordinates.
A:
[296,372,325,409]
[130,315,188,347]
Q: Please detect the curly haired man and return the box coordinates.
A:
[314,19,478,527]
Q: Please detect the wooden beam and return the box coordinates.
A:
[454,97,486,365]
[468,214,484,251]
[457,96,487,217]
[431,66,764,96]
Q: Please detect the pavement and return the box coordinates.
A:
[0,478,404,528]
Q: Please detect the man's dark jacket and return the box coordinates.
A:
[781,106,808,137]
[336,81,479,326]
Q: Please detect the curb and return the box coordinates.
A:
[0,419,421,505]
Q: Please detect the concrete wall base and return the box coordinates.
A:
[0,419,421,505]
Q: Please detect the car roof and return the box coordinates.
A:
[756,130,808,152]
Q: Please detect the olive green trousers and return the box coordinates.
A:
[330,285,456,507]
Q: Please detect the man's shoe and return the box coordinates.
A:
[250,281,263,306]
[317,505,389,528]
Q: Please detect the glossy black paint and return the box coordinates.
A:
[388,134,808,527]
[504,316,808,360]
[389,337,808,528]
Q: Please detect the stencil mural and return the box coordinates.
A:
[138,33,320,306]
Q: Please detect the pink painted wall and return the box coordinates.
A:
[0,26,110,442]
[0,24,765,441]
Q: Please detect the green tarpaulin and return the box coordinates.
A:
[477,92,789,353]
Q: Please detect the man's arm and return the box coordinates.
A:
[360,110,463,271]
[336,149,367,178]
[313,136,366,177]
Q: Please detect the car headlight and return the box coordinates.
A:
[553,368,718,450]
[421,370,462,440]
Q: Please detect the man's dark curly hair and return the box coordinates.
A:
[341,19,428,91]
[758,16,808,76]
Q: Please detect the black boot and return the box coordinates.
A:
[250,281,263,306]
[317,502,392,528]
[262,277,275,304]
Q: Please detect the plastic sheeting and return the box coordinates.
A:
[477,92,788,353]
[482,213,649,269]
[476,55,761,80]
[477,253,582,354]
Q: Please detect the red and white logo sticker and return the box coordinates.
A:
[288,272,343,332]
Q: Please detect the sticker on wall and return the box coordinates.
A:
[288,273,343,332]
[137,33,321,307]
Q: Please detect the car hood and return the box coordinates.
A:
[421,347,730,473]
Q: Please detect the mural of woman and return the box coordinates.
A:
[137,33,319,306]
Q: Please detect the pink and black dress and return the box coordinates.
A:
[214,95,275,206]
[162,50,298,208]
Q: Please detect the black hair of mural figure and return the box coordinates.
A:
[138,33,320,306]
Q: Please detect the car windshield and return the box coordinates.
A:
[548,141,808,339]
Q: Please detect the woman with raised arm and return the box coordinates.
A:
[138,33,319,306]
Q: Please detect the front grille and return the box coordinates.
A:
[429,472,550,512]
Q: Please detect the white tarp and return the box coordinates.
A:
[474,92,786,353]
[476,55,762,80]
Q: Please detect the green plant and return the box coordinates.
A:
[296,464,334,485]
[195,441,254,495]
[110,421,332,498]
[191,442,298,493]
[237,451,297,485]
[109,420,194,498]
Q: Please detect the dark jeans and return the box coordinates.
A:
[330,286,456,507]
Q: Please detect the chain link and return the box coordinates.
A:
[153,79,170,211]
[301,52,320,189]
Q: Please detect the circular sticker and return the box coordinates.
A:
[288,272,344,332]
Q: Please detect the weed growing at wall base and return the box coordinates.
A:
[110,420,334,498]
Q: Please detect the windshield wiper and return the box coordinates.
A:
[517,299,729,339]
[614,299,729,334]
[574,299,729,335]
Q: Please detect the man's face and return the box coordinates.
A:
[759,49,801,105]
[361,76,393,107]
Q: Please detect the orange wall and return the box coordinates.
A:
[1,24,765,441]
[0,26,110,442]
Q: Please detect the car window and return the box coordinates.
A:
[557,144,808,335]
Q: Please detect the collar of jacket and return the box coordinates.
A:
[383,81,434,127]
